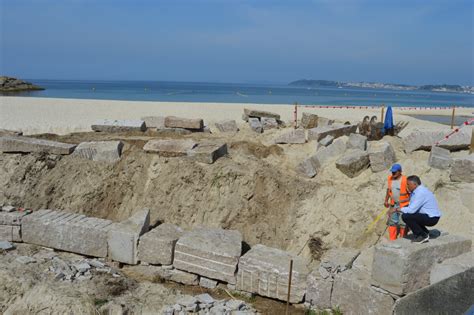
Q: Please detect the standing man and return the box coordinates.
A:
[399,175,442,243]
[384,164,410,240]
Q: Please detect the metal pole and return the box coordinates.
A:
[450,106,456,129]
[470,128,474,154]
[381,105,385,123]
[285,259,294,315]
[294,102,298,129]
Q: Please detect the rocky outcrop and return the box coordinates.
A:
[0,76,44,92]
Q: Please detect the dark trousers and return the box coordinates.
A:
[402,213,439,237]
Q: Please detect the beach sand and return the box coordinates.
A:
[1,96,472,135]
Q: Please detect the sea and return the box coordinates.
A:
[5,79,474,109]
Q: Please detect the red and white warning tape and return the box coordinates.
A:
[300,105,470,110]
[434,118,474,146]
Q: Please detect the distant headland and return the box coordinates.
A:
[0,76,44,92]
[289,79,474,94]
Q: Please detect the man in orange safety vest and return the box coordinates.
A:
[384,164,410,240]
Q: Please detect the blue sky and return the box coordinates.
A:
[1,0,473,85]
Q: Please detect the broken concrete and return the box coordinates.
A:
[174,228,242,284]
[22,210,114,257]
[336,149,370,178]
[138,223,184,265]
[188,142,228,164]
[261,117,279,130]
[200,277,219,289]
[368,141,396,172]
[301,113,319,129]
[450,154,474,183]
[91,119,146,132]
[307,124,357,142]
[243,108,280,121]
[164,116,204,130]
[371,234,472,295]
[72,141,123,163]
[428,146,452,170]
[108,209,150,264]
[236,244,309,303]
[393,267,474,315]
[274,129,306,144]
[332,269,395,315]
[215,120,239,133]
[402,128,472,153]
[141,116,166,129]
[143,139,197,157]
[430,251,473,284]
[248,118,263,133]
[0,136,76,155]
[346,133,367,151]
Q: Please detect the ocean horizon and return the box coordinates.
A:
[2,79,474,108]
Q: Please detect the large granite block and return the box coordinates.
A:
[346,133,367,151]
[91,119,146,132]
[368,141,396,172]
[402,128,471,153]
[274,129,306,144]
[332,269,395,315]
[297,137,347,178]
[307,124,357,142]
[108,209,150,264]
[261,117,279,130]
[215,120,239,133]
[138,223,184,265]
[428,146,452,170]
[393,268,474,315]
[143,139,197,157]
[371,234,472,295]
[72,141,123,163]
[188,142,228,164]
[336,149,369,178]
[0,211,29,226]
[301,112,318,129]
[0,225,21,242]
[248,118,263,133]
[0,136,76,155]
[306,268,333,309]
[164,116,204,130]
[450,155,474,183]
[430,251,473,284]
[243,108,280,120]
[141,116,166,129]
[236,244,309,303]
[173,228,242,284]
[22,210,114,257]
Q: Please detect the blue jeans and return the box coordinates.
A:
[388,211,405,227]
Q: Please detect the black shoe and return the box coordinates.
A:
[411,234,429,243]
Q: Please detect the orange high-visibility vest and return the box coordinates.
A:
[387,175,410,207]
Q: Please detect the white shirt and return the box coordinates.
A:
[401,185,442,218]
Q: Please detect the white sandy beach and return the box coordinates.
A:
[0,96,472,135]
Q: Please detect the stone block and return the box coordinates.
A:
[141,116,166,129]
[200,277,219,289]
[450,155,474,183]
[0,211,28,225]
[318,135,334,147]
[336,149,370,178]
[91,119,146,132]
[138,223,184,265]
[307,124,357,142]
[393,268,474,315]
[22,210,114,257]
[164,116,204,130]
[371,234,472,295]
[320,248,361,273]
[296,158,317,178]
[215,120,239,133]
[261,117,279,130]
[332,269,395,315]
[154,128,192,136]
[188,142,228,164]
[427,146,452,170]
[297,137,347,178]
[244,108,280,120]
[301,113,319,129]
[0,129,23,137]
[143,139,197,157]
[368,141,396,172]
[0,136,76,155]
[274,129,306,144]
[236,244,309,303]
[72,141,123,163]
[306,269,333,309]
[318,117,335,127]
[346,133,367,151]
[402,128,471,153]
[248,118,263,133]
[430,251,474,284]
[173,227,242,284]
[108,209,150,264]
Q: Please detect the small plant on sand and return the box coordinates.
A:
[93,298,108,307]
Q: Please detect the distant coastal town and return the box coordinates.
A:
[289,79,474,94]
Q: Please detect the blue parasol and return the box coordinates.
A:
[384,106,394,133]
